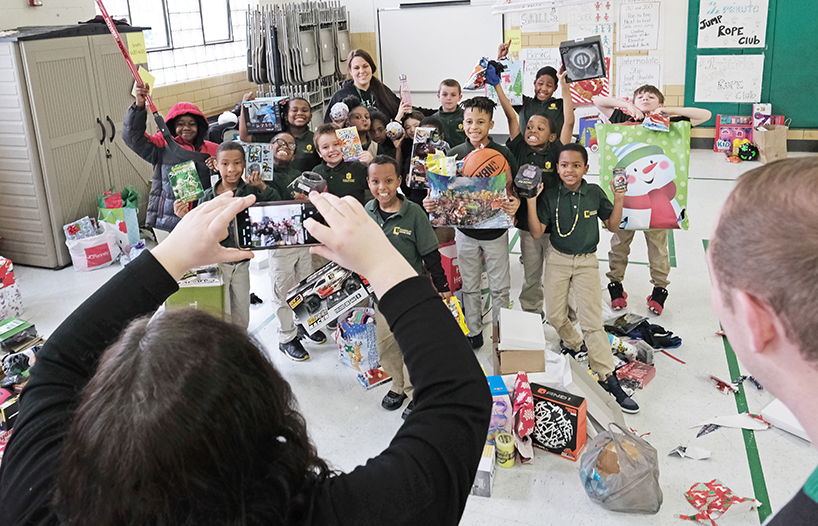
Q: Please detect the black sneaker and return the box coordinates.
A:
[298,325,327,344]
[279,338,309,361]
[599,374,640,414]
[608,281,628,310]
[250,292,263,305]
[401,400,415,420]
[467,333,484,350]
[647,287,669,315]
[382,390,407,411]
[559,340,588,361]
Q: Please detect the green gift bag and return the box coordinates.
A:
[596,122,691,231]
[98,187,140,247]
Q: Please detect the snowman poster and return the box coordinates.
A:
[596,122,691,231]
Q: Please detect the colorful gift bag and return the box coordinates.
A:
[596,121,691,231]
[336,308,390,389]
[98,187,140,247]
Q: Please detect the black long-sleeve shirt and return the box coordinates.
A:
[0,252,490,525]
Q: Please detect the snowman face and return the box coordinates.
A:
[624,154,675,196]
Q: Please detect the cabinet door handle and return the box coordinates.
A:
[96,117,106,145]
[107,116,116,143]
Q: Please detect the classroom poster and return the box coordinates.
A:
[519,48,561,98]
[520,7,560,33]
[567,23,613,57]
[616,56,662,100]
[697,0,768,48]
[567,2,612,25]
[694,55,764,103]
[486,60,524,105]
[618,1,660,51]
[596,122,692,231]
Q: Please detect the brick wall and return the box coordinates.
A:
[149,72,256,119]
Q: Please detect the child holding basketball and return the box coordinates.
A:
[423,97,519,349]
[593,86,711,314]
[491,64,575,317]
[526,143,639,414]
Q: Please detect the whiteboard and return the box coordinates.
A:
[377,5,503,93]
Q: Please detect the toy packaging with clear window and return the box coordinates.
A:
[242,142,275,181]
[242,96,288,134]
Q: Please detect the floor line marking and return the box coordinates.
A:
[250,312,277,336]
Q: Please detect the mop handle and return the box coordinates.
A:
[95,0,157,113]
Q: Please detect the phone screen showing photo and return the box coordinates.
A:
[235,201,323,249]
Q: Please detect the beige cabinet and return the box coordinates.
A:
[0,27,151,268]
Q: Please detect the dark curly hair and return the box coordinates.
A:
[54,309,332,526]
[462,96,497,120]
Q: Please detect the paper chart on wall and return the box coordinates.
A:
[566,23,613,58]
[618,1,660,51]
[694,54,764,103]
[566,1,612,25]
[616,56,661,100]
[697,0,768,48]
[519,47,561,98]
[520,7,560,33]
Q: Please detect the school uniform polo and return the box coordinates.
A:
[507,134,561,232]
[365,196,439,275]
[537,179,613,255]
[270,163,301,201]
[432,106,467,148]
[448,137,519,241]
[312,160,369,204]
[517,96,564,139]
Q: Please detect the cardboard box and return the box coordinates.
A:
[165,266,225,319]
[287,261,374,335]
[0,395,19,431]
[0,319,36,350]
[498,308,545,350]
[578,116,601,152]
[530,383,587,461]
[492,325,546,375]
[470,444,496,497]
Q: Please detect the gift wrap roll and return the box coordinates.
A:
[496,433,516,468]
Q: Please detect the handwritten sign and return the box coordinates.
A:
[519,47,561,98]
[520,7,560,33]
[616,56,661,99]
[618,1,660,51]
[505,29,522,52]
[567,2,612,25]
[126,32,148,64]
[697,0,768,48]
[567,23,613,58]
[694,54,764,103]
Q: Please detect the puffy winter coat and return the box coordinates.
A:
[123,102,218,231]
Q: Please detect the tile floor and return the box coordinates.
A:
[11,150,818,525]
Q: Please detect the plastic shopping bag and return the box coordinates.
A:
[65,222,121,271]
[579,423,663,514]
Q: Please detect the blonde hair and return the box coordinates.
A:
[710,157,818,361]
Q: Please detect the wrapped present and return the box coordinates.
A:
[0,285,23,320]
[63,216,98,241]
[0,257,15,289]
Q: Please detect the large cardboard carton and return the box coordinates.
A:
[530,383,587,461]
[492,324,546,376]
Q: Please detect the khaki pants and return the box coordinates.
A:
[544,250,615,379]
[220,260,251,329]
[268,248,314,343]
[374,305,413,397]
[518,230,551,314]
[606,229,670,288]
[455,230,511,336]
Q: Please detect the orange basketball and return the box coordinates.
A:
[461,147,510,178]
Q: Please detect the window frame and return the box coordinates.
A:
[198,0,234,45]
[127,0,174,52]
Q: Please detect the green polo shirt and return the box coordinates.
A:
[507,134,561,232]
[251,129,321,173]
[365,195,439,275]
[518,96,564,139]
[432,106,467,147]
[449,137,519,241]
[270,163,301,200]
[537,179,613,255]
[312,160,369,204]
[199,178,280,248]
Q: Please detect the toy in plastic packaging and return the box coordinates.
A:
[425,153,458,177]
[612,167,628,192]
[330,101,349,123]
[408,127,437,188]
[168,161,204,202]
[604,313,648,335]
[514,164,543,198]
[579,423,663,514]
[244,142,275,181]
[242,96,288,133]
[559,36,607,83]
[642,112,670,132]
[286,171,327,200]
[385,121,404,141]
[335,126,363,162]
[445,296,469,335]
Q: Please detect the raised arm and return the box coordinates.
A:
[122,85,161,165]
[558,66,575,145]
[663,107,712,126]
[603,181,626,232]
[593,95,642,121]
[494,79,521,140]
[526,183,547,239]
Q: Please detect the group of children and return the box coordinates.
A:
[126,43,711,416]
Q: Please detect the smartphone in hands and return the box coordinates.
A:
[234,200,325,249]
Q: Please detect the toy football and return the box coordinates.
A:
[385,121,404,140]
[461,147,510,178]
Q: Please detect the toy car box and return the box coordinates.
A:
[242,96,288,134]
[287,261,374,335]
[530,383,587,461]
